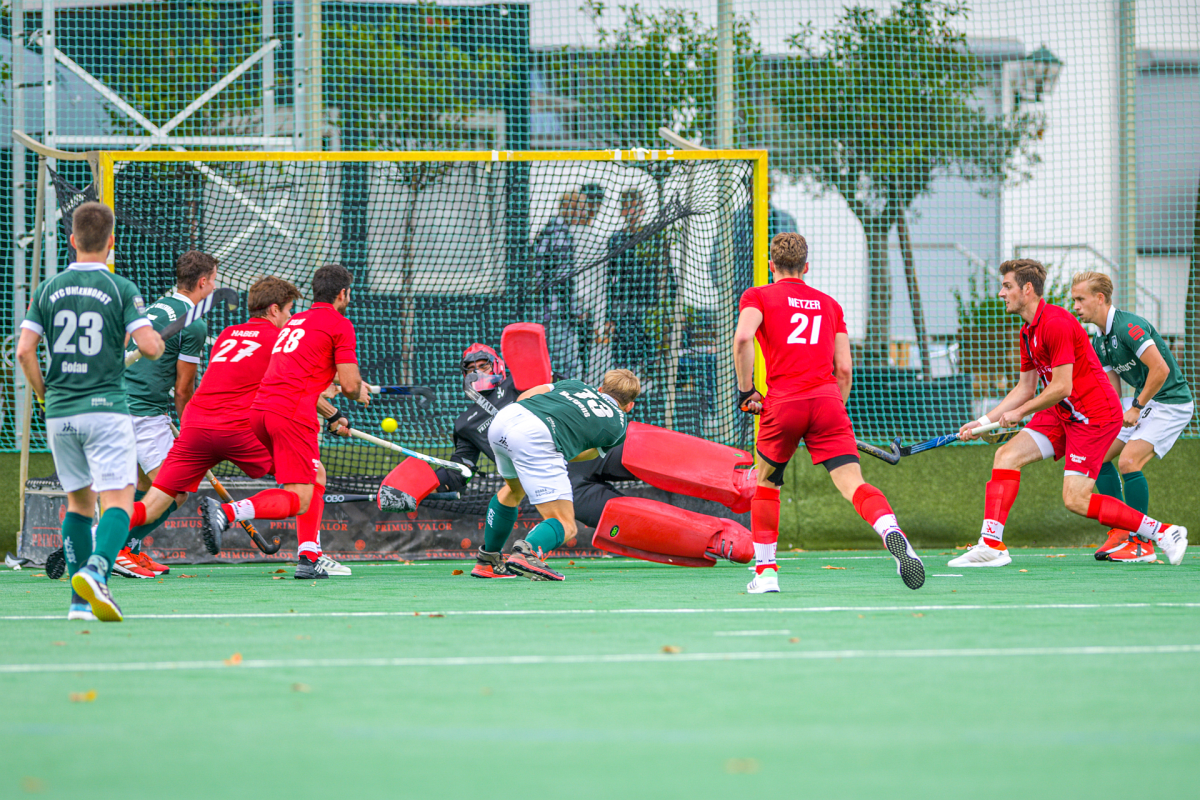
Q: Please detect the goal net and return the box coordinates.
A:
[100,149,768,509]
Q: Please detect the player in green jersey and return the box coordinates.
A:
[117,251,218,577]
[480,369,640,580]
[15,202,165,621]
[1071,271,1194,562]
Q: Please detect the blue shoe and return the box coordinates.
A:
[70,565,123,622]
[67,591,97,621]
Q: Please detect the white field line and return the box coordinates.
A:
[3,644,1199,675]
[713,630,791,636]
[4,602,1199,622]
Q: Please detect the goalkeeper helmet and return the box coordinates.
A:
[461,344,506,394]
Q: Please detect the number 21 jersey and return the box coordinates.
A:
[182,316,281,429]
[738,276,847,403]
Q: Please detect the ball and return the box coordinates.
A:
[380,417,398,433]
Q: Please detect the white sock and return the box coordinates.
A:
[981,519,1004,542]
[1136,516,1162,541]
[871,513,900,537]
[298,543,320,559]
[230,499,256,522]
[753,542,777,567]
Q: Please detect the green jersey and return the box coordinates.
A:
[21,262,149,418]
[519,379,629,461]
[1091,307,1192,405]
[123,292,207,417]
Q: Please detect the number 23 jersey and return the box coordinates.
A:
[182,316,282,429]
[739,276,848,403]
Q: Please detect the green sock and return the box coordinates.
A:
[526,518,565,555]
[1096,462,1124,500]
[127,500,179,550]
[61,512,94,579]
[1122,471,1150,515]
[127,490,149,553]
[483,495,518,553]
[90,508,131,580]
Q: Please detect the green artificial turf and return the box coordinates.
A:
[2,550,1199,799]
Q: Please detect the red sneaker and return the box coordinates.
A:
[133,550,170,575]
[1108,536,1156,563]
[470,548,517,579]
[1095,529,1130,561]
[113,548,155,579]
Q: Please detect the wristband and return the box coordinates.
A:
[738,387,758,409]
[977,415,991,427]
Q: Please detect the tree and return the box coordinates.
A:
[772,0,1043,372]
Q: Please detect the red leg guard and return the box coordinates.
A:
[851,484,893,526]
[621,422,757,513]
[297,484,324,558]
[501,323,553,390]
[985,469,1022,524]
[378,459,441,512]
[1088,494,1150,533]
[591,497,753,567]
[751,486,780,544]
[129,502,147,529]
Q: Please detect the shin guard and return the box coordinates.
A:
[378,458,441,512]
[591,497,753,567]
[501,323,553,390]
[620,422,756,513]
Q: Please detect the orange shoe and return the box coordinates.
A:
[113,548,155,579]
[1095,529,1130,561]
[470,548,518,579]
[1108,536,1156,563]
[133,550,170,575]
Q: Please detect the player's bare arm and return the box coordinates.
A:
[833,331,852,403]
[517,384,553,401]
[959,370,1037,439]
[570,448,600,462]
[1005,362,1074,426]
[174,360,198,417]
[131,324,165,361]
[334,362,368,404]
[1127,343,1170,426]
[733,306,764,412]
[14,328,47,402]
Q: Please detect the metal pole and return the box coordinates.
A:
[12,1,27,416]
[18,157,47,538]
[42,0,57,278]
[716,0,734,148]
[1117,0,1137,311]
[293,0,306,148]
[263,0,276,145]
[307,0,322,152]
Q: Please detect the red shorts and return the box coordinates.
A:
[1025,409,1121,480]
[250,409,321,485]
[756,393,859,469]
[153,424,274,494]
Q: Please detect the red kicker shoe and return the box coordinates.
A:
[1095,529,1131,561]
[1107,536,1156,563]
[113,548,155,579]
[470,548,518,579]
[133,550,170,575]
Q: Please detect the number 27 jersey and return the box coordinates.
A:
[739,276,847,402]
[182,316,281,429]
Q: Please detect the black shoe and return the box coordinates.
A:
[294,554,329,579]
[45,547,66,580]
[885,529,925,590]
[198,497,230,555]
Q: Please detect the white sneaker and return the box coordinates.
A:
[67,606,97,621]
[747,567,780,593]
[1155,525,1188,566]
[947,538,1012,568]
[315,554,351,576]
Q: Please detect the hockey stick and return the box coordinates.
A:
[344,427,473,479]
[896,422,1006,457]
[322,491,461,504]
[168,422,281,555]
[364,383,436,409]
[856,439,901,465]
[125,288,239,367]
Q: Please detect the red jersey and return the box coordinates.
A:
[1020,300,1121,425]
[739,277,847,402]
[251,303,359,429]
[182,317,281,429]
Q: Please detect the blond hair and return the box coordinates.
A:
[1071,270,1114,304]
[599,369,641,407]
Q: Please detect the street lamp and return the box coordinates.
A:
[1014,45,1063,106]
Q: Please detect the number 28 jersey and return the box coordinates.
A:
[182,317,281,429]
[739,276,847,403]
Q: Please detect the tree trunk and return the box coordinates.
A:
[896,212,932,379]
[1185,174,1200,385]
[862,216,893,368]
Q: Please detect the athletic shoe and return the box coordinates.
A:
[884,529,925,590]
[747,566,780,593]
[947,538,1012,568]
[470,548,517,579]
[70,565,123,622]
[315,554,351,576]
[505,539,565,581]
[67,591,97,621]
[1155,525,1188,566]
[293,554,329,580]
[1107,536,1156,563]
[134,550,170,575]
[45,547,66,580]
[113,548,155,579]
[1095,529,1130,561]
[198,497,230,555]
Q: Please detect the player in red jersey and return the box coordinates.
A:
[950,259,1187,567]
[199,264,368,579]
[734,233,924,593]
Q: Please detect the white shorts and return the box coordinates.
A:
[488,404,573,504]
[1117,398,1194,458]
[47,413,138,493]
[132,414,175,473]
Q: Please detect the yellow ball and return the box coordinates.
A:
[380,417,398,434]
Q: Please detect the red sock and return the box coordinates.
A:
[982,469,1021,547]
[1087,494,1159,535]
[224,488,301,523]
[129,502,147,529]
[851,484,893,526]
[751,485,780,545]
[296,484,325,559]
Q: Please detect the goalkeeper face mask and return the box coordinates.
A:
[461,344,506,394]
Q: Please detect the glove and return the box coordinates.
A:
[325,407,349,435]
[737,387,763,415]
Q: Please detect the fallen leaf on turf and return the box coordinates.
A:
[178,574,195,578]
[724,758,759,774]
[51,641,65,646]
[21,776,45,793]
[1018,569,1028,573]
[273,569,286,574]
[822,565,846,570]
[272,576,284,580]
[291,683,311,693]
[568,560,575,565]
[661,645,682,654]
[31,573,45,578]
[1085,543,1097,547]
[451,569,463,575]
[69,690,97,703]
[913,613,924,617]
[428,613,444,618]
[789,637,800,643]
[78,630,89,635]
[1155,560,1164,564]
[224,653,242,666]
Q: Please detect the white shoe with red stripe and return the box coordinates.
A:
[113,548,155,579]
[747,566,780,593]
[1155,525,1188,566]
[947,538,1012,568]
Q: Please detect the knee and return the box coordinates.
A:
[1117,454,1144,474]
[993,444,1017,470]
[1063,488,1091,515]
[174,492,189,508]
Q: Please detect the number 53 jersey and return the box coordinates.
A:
[21,262,151,418]
[518,379,629,461]
[739,276,848,403]
[182,316,282,429]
